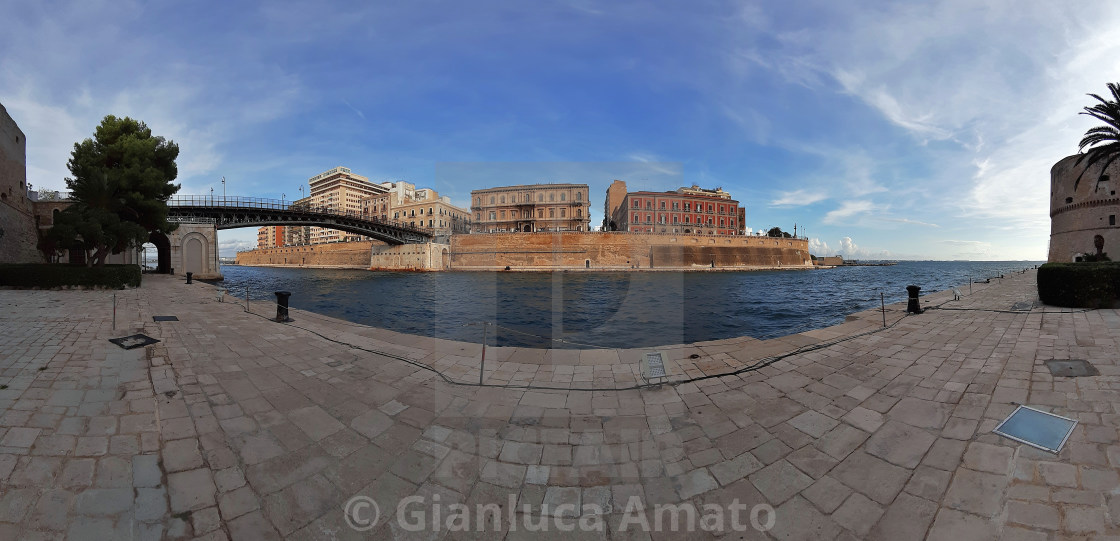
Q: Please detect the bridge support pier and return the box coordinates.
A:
[167,222,222,280]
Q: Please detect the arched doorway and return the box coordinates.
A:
[441,248,450,270]
[148,231,171,273]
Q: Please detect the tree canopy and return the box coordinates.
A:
[767,226,792,238]
[1076,82,1120,185]
[42,116,180,266]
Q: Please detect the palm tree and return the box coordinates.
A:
[1076,82,1120,187]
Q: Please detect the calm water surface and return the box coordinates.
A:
[217,261,1040,348]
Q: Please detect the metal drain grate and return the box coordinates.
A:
[1011,301,1035,311]
[1044,359,1099,377]
[994,405,1077,453]
[642,351,669,380]
[152,316,179,322]
[108,334,161,350]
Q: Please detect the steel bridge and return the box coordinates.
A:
[167,196,433,245]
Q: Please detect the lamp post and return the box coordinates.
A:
[210,187,214,205]
[221,176,226,199]
[282,193,286,208]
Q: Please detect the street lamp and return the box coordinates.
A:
[210,187,214,204]
[282,193,286,208]
[221,176,226,199]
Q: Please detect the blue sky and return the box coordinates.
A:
[3,0,1118,259]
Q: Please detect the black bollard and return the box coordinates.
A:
[274,291,292,322]
[186,272,193,284]
[906,285,923,314]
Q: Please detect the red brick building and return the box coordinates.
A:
[607,182,742,235]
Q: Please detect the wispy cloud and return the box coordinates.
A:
[770,189,827,207]
[823,200,877,224]
[881,217,940,227]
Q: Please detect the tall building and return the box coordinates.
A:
[360,182,471,237]
[470,183,591,233]
[602,179,628,231]
[284,196,312,246]
[256,226,285,249]
[609,181,742,235]
[307,166,387,244]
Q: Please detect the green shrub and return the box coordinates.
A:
[1037,262,1120,308]
[0,264,142,289]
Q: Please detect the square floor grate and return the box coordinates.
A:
[993,405,1077,453]
[108,334,161,350]
[1043,359,1099,377]
[152,316,179,322]
[642,351,669,380]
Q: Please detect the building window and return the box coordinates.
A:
[561,209,567,218]
[489,212,496,220]
[538,194,544,202]
[476,213,481,221]
[550,208,555,218]
[633,200,639,208]
[660,202,665,209]
[577,209,582,217]
[561,193,566,201]
[500,195,505,203]
[646,202,651,210]
[500,210,506,219]
[538,209,544,218]
[1112,215,1117,226]
[633,213,639,222]
[576,192,582,201]
[550,193,555,202]
[490,196,495,204]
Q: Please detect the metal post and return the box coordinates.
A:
[480,323,487,385]
[113,293,117,330]
[245,285,249,312]
[969,275,972,295]
[880,292,886,327]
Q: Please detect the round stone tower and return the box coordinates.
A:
[1049,155,1120,262]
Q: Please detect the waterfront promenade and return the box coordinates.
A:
[1,271,1118,539]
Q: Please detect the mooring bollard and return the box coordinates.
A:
[274,291,292,322]
[906,285,923,314]
[186,272,193,284]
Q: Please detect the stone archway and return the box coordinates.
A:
[182,233,207,275]
[148,231,172,273]
[441,248,450,270]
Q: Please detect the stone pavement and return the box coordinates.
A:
[1,269,1118,540]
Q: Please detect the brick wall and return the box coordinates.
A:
[235,240,380,268]
[450,232,811,270]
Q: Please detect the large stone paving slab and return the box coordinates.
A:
[2,269,1116,539]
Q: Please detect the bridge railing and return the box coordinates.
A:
[168,195,434,236]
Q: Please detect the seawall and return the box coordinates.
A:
[236,233,813,271]
[449,231,812,271]
[235,240,378,269]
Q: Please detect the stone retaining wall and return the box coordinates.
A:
[450,231,811,270]
[235,240,379,269]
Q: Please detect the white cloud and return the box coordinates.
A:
[823,200,877,224]
[810,236,891,259]
[770,189,827,207]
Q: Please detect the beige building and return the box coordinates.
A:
[307,166,387,244]
[1049,155,1119,262]
[360,181,470,237]
[603,179,628,231]
[256,226,285,249]
[470,183,591,233]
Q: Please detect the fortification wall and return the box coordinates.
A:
[0,103,42,264]
[236,240,379,269]
[370,243,447,271]
[1049,155,1120,262]
[450,232,812,270]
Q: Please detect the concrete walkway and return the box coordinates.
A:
[1,270,1118,540]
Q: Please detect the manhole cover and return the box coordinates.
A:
[109,334,161,350]
[1043,360,1097,376]
[1011,302,1034,311]
[153,316,179,322]
[1044,359,1099,377]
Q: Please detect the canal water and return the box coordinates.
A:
[217,261,1040,349]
